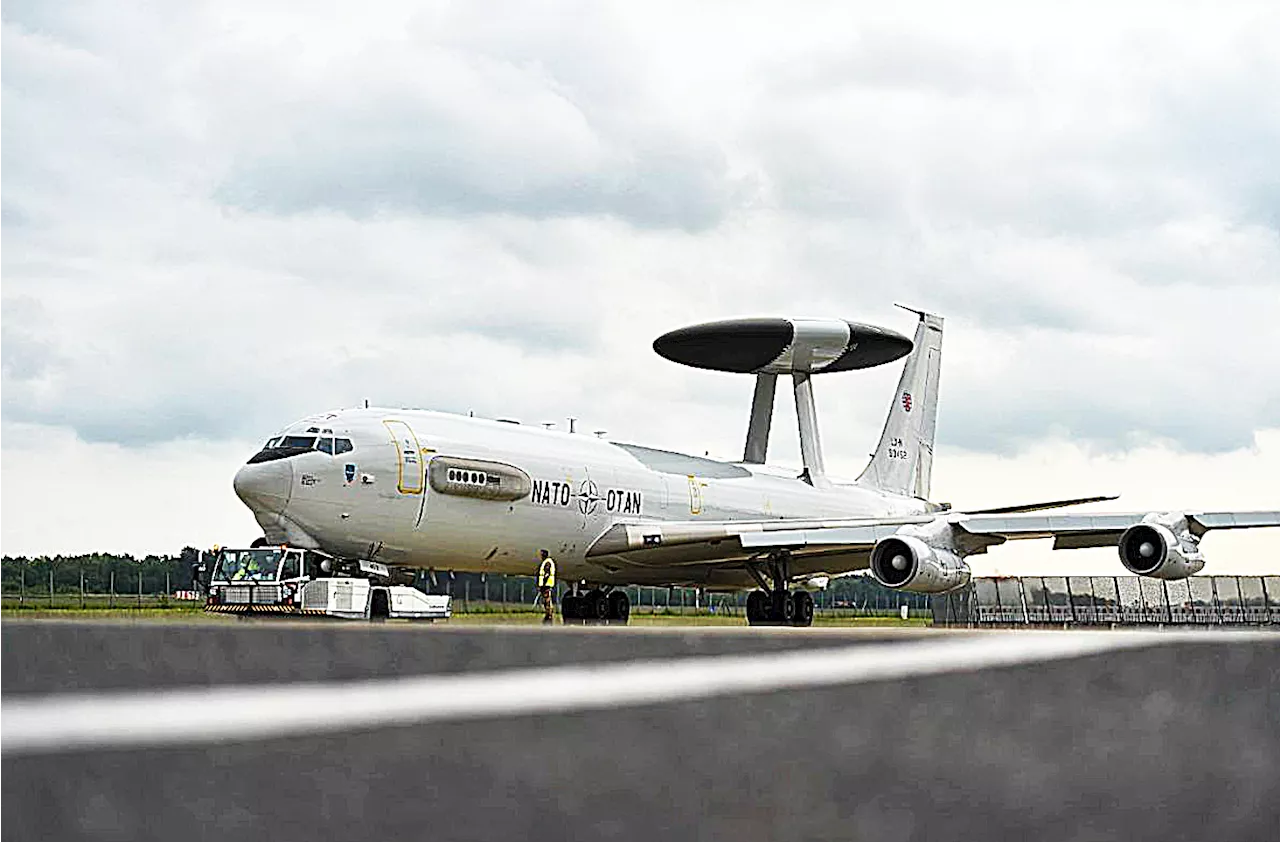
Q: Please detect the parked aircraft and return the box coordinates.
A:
[233,309,1278,625]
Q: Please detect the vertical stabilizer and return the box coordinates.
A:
[855,309,943,499]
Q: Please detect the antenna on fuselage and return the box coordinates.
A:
[567,417,577,434]
[652,317,914,487]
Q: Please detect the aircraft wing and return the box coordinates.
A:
[952,510,1280,550]
[584,516,931,575]
[585,510,1280,578]
[737,511,1280,553]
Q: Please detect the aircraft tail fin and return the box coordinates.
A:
[856,308,944,500]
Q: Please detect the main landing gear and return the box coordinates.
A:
[561,586,630,625]
[745,552,815,627]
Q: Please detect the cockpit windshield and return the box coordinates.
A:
[215,549,283,582]
[247,434,355,464]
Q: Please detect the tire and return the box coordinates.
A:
[775,591,796,624]
[607,590,631,624]
[369,588,390,622]
[561,593,579,622]
[791,591,814,627]
[746,590,769,625]
[587,590,611,622]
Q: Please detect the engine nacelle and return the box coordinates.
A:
[870,533,971,594]
[1118,517,1205,579]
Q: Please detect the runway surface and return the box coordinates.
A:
[4,621,1278,841]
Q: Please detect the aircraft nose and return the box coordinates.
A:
[233,459,293,515]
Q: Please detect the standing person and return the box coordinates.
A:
[536,549,557,624]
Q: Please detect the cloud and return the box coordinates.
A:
[198,4,749,231]
[2,0,1278,464]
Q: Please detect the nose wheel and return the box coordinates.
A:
[745,553,815,627]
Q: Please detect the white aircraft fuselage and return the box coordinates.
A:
[232,312,1277,608]
[234,408,930,587]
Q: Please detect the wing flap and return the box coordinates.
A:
[738,525,898,549]
[957,513,1150,539]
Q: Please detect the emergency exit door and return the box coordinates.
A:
[383,419,425,494]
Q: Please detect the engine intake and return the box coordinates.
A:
[870,534,970,594]
[1118,520,1204,579]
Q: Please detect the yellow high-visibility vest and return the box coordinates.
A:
[537,558,556,588]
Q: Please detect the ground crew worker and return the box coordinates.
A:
[536,549,556,624]
[194,544,219,594]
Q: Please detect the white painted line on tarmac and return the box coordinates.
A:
[0,631,1265,756]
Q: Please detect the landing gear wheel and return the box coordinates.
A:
[607,590,631,624]
[773,591,796,624]
[586,590,611,622]
[791,591,814,627]
[747,590,770,625]
[561,593,581,624]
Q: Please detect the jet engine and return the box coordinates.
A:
[1118,515,1205,579]
[870,521,971,593]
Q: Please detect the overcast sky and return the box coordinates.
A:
[3,0,1278,573]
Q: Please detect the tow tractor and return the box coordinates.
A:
[203,546,451,621]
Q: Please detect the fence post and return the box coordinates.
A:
[110,569,115,607]
[137,562,143,607]
[80,563,86,609]
[49,562,55,607]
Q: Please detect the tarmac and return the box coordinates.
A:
[3,620,1278,841]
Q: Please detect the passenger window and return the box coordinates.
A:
[335,438,354,455]
[317,437,334,455]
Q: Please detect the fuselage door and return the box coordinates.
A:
[383,419,425,494]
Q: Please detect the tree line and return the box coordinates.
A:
[1,551,930,609]
[1,551,201,596]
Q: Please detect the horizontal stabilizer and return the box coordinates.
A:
[961,495,1120,516]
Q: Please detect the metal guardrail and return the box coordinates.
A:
[933,575,1280,626]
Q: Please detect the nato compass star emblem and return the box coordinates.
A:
[576,479,603,516]
[902,392,913,412]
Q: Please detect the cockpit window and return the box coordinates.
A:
[248,433,356,464]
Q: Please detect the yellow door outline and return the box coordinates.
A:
[688,475,704,515]
[383,420,424,494]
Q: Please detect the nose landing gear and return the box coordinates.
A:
[745,553,815,627]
